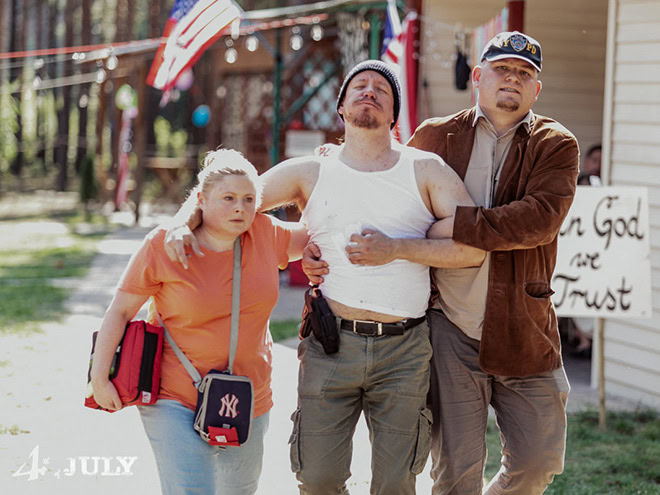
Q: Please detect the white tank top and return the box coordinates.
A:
[301,147,435,318]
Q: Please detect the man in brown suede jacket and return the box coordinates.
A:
[320,31,579,494]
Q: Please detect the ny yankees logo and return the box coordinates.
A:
[218,393,239,418]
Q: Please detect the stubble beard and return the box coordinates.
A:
[346,108,380,129]
[496,99,520,112]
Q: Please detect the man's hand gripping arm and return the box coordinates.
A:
[163,194,204,269]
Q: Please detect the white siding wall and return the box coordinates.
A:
[602,0,660,409]
[420,0,607,149]
[418,0,501,121]
[525,1,607,149]
[419,0,660,409]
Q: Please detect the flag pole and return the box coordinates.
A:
[369,13,381,59]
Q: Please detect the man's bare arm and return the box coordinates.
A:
[284,222,310,262]
[416,156,475,219]
[346,221,485,268]
[260,157,319,212]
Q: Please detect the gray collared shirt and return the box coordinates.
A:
[432,107,532,340]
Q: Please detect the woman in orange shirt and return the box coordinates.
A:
[89,149,308,494]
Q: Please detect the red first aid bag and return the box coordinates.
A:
[84,320,164,411]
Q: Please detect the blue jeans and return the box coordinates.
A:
[139,399,269,495]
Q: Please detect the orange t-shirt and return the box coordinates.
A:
[117,214,292,417]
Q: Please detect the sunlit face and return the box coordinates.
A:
[197,175,257,240]
[338,70,394,129]
[473,58,542,120]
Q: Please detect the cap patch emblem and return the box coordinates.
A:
[510,34,527,52]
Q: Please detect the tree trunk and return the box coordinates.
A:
[74,0,91,174]
[35,0,48,174]
[95,80,108,203]
[132,62,148,223]
[9,0,24,188]
[0,0,5,193]
[115,0,126,42]
[47,0,57,80]
[145,0,168,153]
[126,0,136,40]
[55,0,74,191]
[115,0,135,43]
[42,0,58,176]
[149,0,162,38]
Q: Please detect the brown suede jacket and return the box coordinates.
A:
[408,107,579,377]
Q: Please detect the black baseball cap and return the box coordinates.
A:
[480,31,542,72]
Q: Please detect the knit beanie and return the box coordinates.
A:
[336,60,401,129]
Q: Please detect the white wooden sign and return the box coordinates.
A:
[552,186,652,318]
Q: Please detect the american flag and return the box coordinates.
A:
[147,0,242,93]
[381,0,402,66]
[381,2,419,143]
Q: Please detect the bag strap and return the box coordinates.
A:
[156,236,242,388]
[158,312,202,387]
[228,236,242,374]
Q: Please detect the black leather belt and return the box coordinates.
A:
[339,316,426,336]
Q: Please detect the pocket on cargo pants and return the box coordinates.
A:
[288,408,302,473]
[411,407,433,474]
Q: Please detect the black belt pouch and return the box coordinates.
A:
[300,286,339,355]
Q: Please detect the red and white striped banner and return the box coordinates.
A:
[382,4,419,143]
[147,0,242,93]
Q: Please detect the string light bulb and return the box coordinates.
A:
[290,35,303,50]
[95,68,107,83]
[246,35,259,52]
[225,47,238,64]
[105,54,118,71]
[290,27,303,51]
[311,25,324,41]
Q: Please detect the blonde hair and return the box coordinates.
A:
[191,149,263,208]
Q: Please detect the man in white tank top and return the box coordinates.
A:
[163,60,484,494]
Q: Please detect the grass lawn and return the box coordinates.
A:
[270,318,300,342]
[0,210,110,335]
[485,409,660,494]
